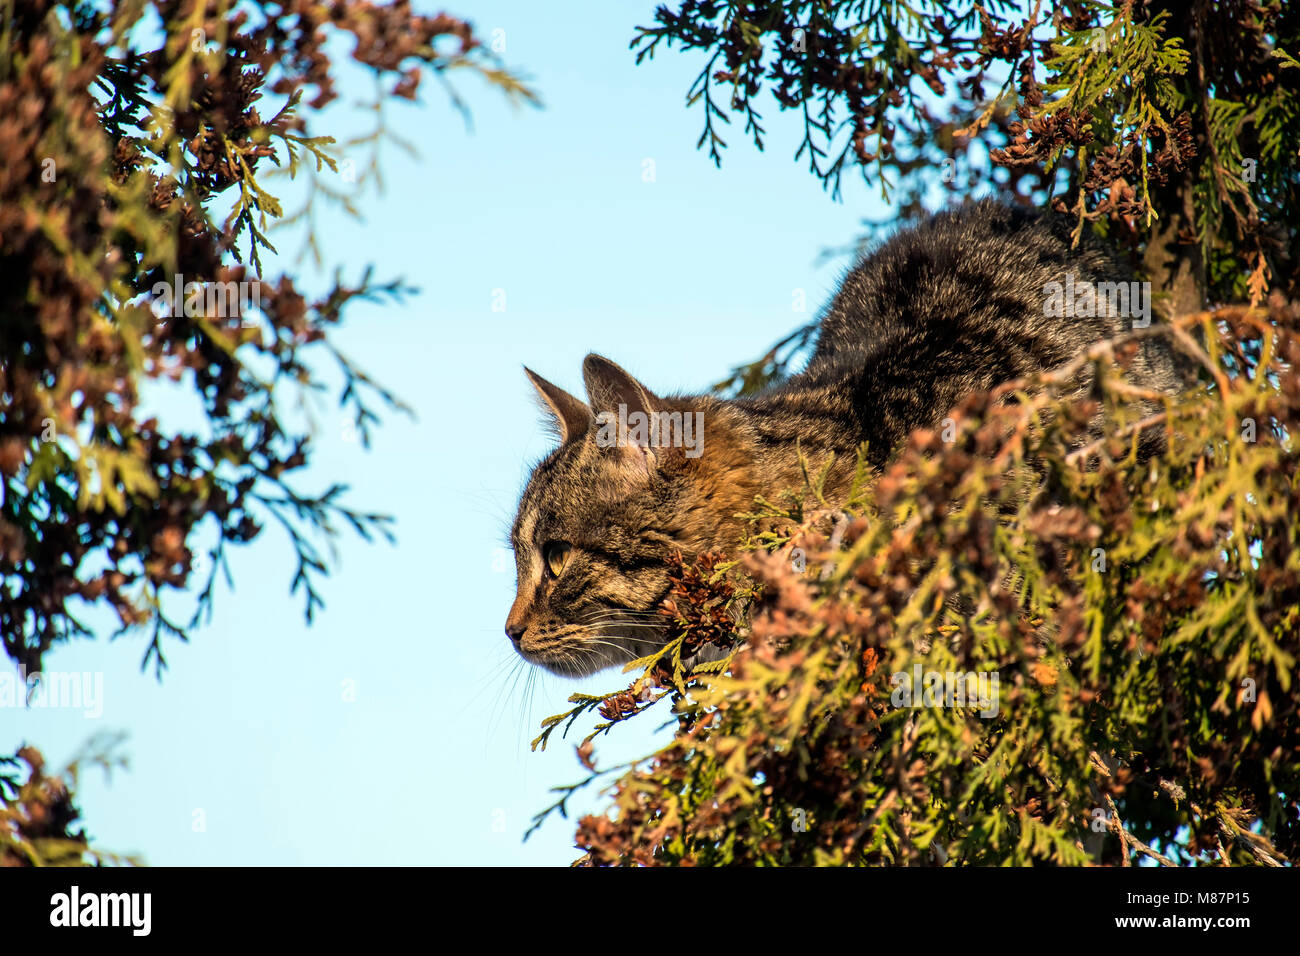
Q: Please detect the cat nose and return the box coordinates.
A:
[505,598,530,644]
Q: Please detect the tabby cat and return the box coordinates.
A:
[505,200,1186,676]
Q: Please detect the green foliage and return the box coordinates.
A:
[0,733,140,866]
[1,1,535,865]
[516,2,1300,866]
[0,1,535,677]
[635,1,1299,307]
[1036,6,1190,226]
[5,0,1296,872]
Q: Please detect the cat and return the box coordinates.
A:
[505,200,1187,677]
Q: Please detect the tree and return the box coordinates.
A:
[0,0,534,866]
[527,1,1300,865]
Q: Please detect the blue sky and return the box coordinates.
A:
[10,1,900,865]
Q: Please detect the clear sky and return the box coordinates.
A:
[11,0,900,865]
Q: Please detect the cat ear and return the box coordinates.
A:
[583,354,663,476]
[582,354,659,417]
[524,367,591,443]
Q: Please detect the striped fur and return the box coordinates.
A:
[506,201,1186,675]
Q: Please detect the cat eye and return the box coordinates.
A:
[543,541,571,578]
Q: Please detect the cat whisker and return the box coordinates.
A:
[573,612,666,627]
[576,639,643,666]
[489,657,525,730]
[577,635,641,653]
[575,622,666,632]
[573,615,668,627]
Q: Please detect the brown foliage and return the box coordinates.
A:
[0,1,525,673]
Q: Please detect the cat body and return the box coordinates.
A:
[506,200,1185,676]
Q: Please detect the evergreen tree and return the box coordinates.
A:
[530,0,1300,866]
[0,0,534,866]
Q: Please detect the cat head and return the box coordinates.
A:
[505,355,741,676]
